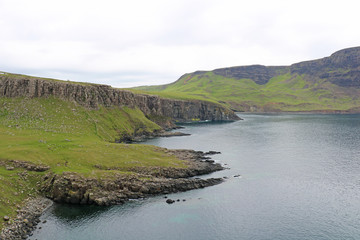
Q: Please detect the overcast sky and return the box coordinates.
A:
[0,0,359,87]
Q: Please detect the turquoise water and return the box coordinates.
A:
[29,114,360,240]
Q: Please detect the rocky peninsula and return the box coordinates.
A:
[0,73,239,239]
[0,149,225,240]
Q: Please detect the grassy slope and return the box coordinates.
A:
[0,96,185,229]
[0,71,98,86]
[134,71,360,112]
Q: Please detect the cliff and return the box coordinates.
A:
[213,65,287,85]
[290,47,360,87]
[213,47,360,87]
[0,73,240,123]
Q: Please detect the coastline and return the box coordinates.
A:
[0,197,53,240]
[236,110,360,115]
[1,149,225,239]
[41,149,225,205]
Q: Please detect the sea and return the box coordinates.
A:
[29,114,360,240]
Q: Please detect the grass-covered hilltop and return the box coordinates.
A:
[135,47,360,113]
[0,73,238,238]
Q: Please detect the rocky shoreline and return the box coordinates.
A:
[0,197,53,240]
[115,127,191,143]
[41,149,224,205]
[130,130,191,142]
[0,149,225,239]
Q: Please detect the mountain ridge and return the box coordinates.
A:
[135,46,360,112]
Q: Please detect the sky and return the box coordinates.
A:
[0,0,359,88]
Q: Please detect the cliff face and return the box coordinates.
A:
[213,65,287,85]
[0,74,239,122]
[212,47,360,87]
[290,47,360,87]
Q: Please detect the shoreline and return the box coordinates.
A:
[0,197,53,240]
[41,149,225,205]
[1,149,225,239]
[236,111,360,115]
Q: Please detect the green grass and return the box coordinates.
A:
[1,72,98,86]
[0,96,185,229]
[134,71,360,112]
[126,87,222,105]
[0,166,44,226]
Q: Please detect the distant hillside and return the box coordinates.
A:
[135,47,360,112]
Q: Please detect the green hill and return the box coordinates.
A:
[0,73,232,232]
[0,95,187,227]
[135,47,360,112]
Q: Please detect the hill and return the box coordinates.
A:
[135,47,360,112]
[0,73,234,237]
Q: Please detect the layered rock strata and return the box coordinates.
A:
[0,75,240,122]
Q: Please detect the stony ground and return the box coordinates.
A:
[0,197,52,240]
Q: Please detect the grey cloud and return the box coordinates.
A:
[0,0,360,87]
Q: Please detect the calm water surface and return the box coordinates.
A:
[29,114,360,240]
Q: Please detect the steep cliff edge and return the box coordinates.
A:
[0,73,240,123]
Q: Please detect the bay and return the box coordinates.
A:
[29,114,360,240]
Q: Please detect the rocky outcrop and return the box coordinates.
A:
[41,173,223,206]
[0,160,50,172]
[291,47,360,87]
[0,149,225,239]
[213,65,286,85]
[40,150,224,206]
[0,74,240,122]
[105,149,224,178]
[211,47,360,87]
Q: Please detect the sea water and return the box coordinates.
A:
[29,114,360,240]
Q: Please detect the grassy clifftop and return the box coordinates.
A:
[0,71,236,233]
[0,92,182,230]
[135,47,360,112]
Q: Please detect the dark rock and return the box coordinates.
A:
[154,131,191,138]
[3,216,10,221]
[166,199,175,204]
[205,151,221,155]
[213,65,286,85]
[291,47,360,88]
[213,47,360,88]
